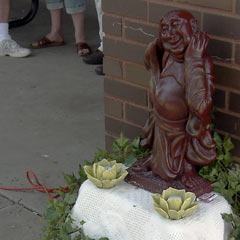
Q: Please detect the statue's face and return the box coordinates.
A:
[160,11,195,56]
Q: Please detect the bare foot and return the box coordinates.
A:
[181,161,206,189]
[31,32,64,48]
[76,42,91,56]
[181,173,206,189]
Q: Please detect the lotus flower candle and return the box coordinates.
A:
[84,159,128,189]
[152,187,199,220]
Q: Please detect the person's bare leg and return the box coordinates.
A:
[71,12,85,43]
[0,0,10,22]
[32,8,64,47]
[47,9,64,41]
[72,12,89,55]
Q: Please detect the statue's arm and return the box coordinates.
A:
[185,33,215,136]
[144,38,162,73]
[202,55,215,118]
[186,56,214,117]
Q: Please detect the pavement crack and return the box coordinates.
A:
[0,192,42,217]
[17,200,42,217]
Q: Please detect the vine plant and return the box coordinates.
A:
[42,133,240,240]
[42,134,150,240]
[199,132,240,239]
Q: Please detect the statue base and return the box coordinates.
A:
[125,167,213,198]
[71,180,232,240]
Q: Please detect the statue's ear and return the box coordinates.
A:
[190,19,198,33]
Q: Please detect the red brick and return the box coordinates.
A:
[149,3,201,23]
[103,58,123,78]
[232,138,240,158]
[105,134,116,152]
[103,15,122,36]
[125,63,150,88]
[203,14,240,40]
[125,104,149,127]
[103,37,146,65]
[124,20,158,44]
[213,89,225,109]
[229,92,240,114]
[102,0,147,20]
[214,65,240,90]
[208,39,232,63]
[234,44,240,64]
[175,0,232,11]
[105,116,143,140]
[214,111,240,136]
[236,0,240,14]
[104,97,123,118]
[104,77,148,106]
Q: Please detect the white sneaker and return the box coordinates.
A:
[0,39,31,57]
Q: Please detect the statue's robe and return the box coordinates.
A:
[142,39,217,180]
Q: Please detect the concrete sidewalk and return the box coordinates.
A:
[0,1,104,239]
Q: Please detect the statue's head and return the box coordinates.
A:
[159,10,198,56]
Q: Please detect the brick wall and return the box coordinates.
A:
[102,0,240,163]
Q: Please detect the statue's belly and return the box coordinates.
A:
[153,75,188,120]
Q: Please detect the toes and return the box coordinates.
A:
[78,48,90,56]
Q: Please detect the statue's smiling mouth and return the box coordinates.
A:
[167,37,183,50]
[168,36,180,44]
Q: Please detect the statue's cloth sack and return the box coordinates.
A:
[71,180,232,240]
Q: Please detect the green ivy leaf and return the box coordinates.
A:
[228,171,238,182]
[64,193,78,205]
[65,221,74,234]
[214,132,222,148]
[78,165,87,185]
[61,234,71,240]
[222,152,233,167]
[112,142,121,153]
[236,184,240,192]
[114,133,129,151]
[216,154,224,161]
[232,227,240,239]
[221,189,234,204]
[131,137,141,148]
[221,213,233,223]
[223,137,234,152]
[124,154,137,167]
[44,206,61,221]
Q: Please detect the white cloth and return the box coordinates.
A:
[94,0,104,52]
[71,180,232,240]
[0,23,10,41]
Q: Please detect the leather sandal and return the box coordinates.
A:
[82,50,104,65]
[31,36,64,49]
[76,42,92,56]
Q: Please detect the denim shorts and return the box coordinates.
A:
[46,0,86,14]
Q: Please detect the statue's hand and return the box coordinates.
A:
[144,38,162,73]
[185,32,209,61]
